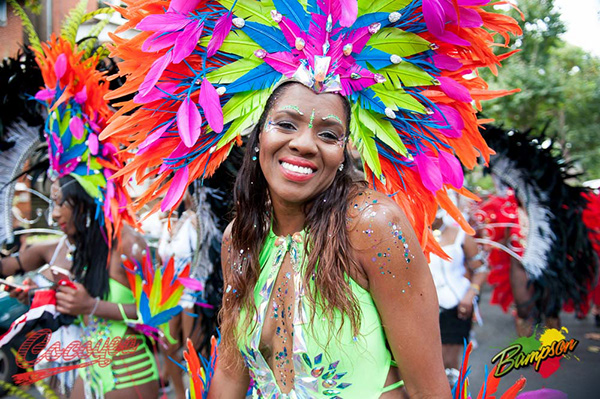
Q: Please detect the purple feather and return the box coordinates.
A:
[74,86,87,104]
[457,7,483,28]
[35,88,55,102]
[139,52,173,97]
[88,133,99,155]
[207,12,233,58]
[134,82,177,104]
[415,153,443,192]
[161,166,189,212]
[198,79,224,133]
[178,277,204,291]
[433,29,471,46]
[432,104,464,138]
[438,151,463,188]
[438,76,472,102]
[142,31,179,52]
[136,13,190,32]
[177,96,202,148]
[423,0,446,37]
[263,51,300,77]
[139,120,174,150]
[168,0,200,14]
[338,0,358,27]
[69,116,84,140]
[432,54,463,71]
[173,22,204,64]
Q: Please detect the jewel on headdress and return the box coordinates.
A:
[373,74,386,83]
[350,72,361,80]
[314,56,332,82]
[209,145,216,153]
[429,43,439,50]
[323,74,342,93]
[254,49,267,59]
[293,64,316,88]
[232,17,245,28]
[390,55,402,64]
[385,108,396,119]
[388,12,402,23]
[425,107,435,115]
[368,23,381,35]
[343,43,353,57]
[216,86,226,96]
[431,79,441,86]
[194,78,202,85]
[322,41,330,55]
[295,37,306,50]
[326,14,333,33]
[270,10,282,23]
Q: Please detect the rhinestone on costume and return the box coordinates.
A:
[322,389,341,396]
[295,37,306,50]
[384,107,396,119]
[209,145,216,153]
[343,43,353,56]
[430,43,439,50]
[326,14,333,32]
[194,78,202,85]
[368,22,381,34]
[322,379,336,388]
[350,72,361,80]
[216,86,226,95]
[275,237,285,247]
[373,73,386,83]
[232,17,245,28]
[292,232,303,243]
[390,54,402,64]
[322,40,330,55]
[254,49,267,59]
[311,366,324,378]
[314,56,332,82]
[432,78,441,85]
[270,10,282,22]
[389,12,402,23]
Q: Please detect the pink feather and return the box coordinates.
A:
[136,13,190,32]
[139,52,173,97]
[134,82,178,104]
[168,0,200,14]
[432,54,463,71]
[173,22,204,64]
[178,277,204,291]
[438,151,463,188]
[139,120,174,150]
[207,12,233,58]
[162,166,189,212]
[69,116,84,140]
[74,86,87,104]
[35,88,55,102]
[198,78,223,133]
[345,26,371,54]
[54,53,67,80]
[457,7,483,28]
[415,153,443,192]
[432,104,464,137]
[88,133,99,155]
[423,0,446,37]
[432,29,471,46]
[177,96,202,147]
[142,31,179,52]
[438,76,472,102]
[338,0,358,27]
[264,52,300,77]
[278,16,305,49]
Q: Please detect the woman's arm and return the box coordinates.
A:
[0,241,57,276]
[457,234,488,319]
[207,221,250,399]
[349,192,451,398]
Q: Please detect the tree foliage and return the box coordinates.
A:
[482,0,600,178]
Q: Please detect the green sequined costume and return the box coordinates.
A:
[238,227,403,399]
[78,279,158,397]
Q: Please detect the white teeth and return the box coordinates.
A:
[281,161,314,175]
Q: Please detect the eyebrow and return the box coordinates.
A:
[322,114,343,125]
[280,105,304,115]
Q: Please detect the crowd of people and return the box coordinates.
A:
[0,1,598,399]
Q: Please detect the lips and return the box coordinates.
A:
[278,157,317,182]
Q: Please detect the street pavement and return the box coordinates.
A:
[7,286,600,398]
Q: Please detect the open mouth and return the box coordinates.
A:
[280,161,316,175]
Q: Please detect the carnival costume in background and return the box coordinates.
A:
[476,126,598,322]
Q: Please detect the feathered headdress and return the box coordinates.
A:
[104,0,521,256]
[30,1,136,241]
[481,125,598,317]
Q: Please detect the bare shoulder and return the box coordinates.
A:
[117,224,148,260]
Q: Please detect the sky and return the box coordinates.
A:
[554,0,600,56]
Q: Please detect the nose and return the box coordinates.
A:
[288,127,318,156]
[51,202,61,223]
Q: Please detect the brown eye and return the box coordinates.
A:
[276,121,296,130]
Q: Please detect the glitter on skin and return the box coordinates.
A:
[322,114,342,124]
[308,108,316,129]
[281,105,304,115]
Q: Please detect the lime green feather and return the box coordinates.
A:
[200,30,260,58]
[81,10,115,59]
[217,0,277,27]
[371,85,427,114]
[367,28,430,57]
[359,0,411,16]
[71,174,102,199]
[149,266,162,315]
[7,0,42,54]
[206,58,264,84]
[350,105,382,179]
[378,62,435,89]
[60,0,88,46]
[81,7,114,23]
[357,107,407,156]
[215,89,270,149]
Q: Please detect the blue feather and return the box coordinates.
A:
[349,12,390,30]
[273,0,309,31]
[140,292,151,323]
[354,46,393,70]
[306,0,322,15]
[148,305,183,326]
[352,88,387,114]
[242,21,289,53]
[226,63,282,93]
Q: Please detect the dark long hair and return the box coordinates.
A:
[59,176,110,299]
[220,82,366,365]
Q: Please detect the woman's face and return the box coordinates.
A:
[50,181,76,237]
[259,84,347,206]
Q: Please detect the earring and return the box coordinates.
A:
[85,213,91,228]
[338,163,344,172]
[252,146,259,161]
